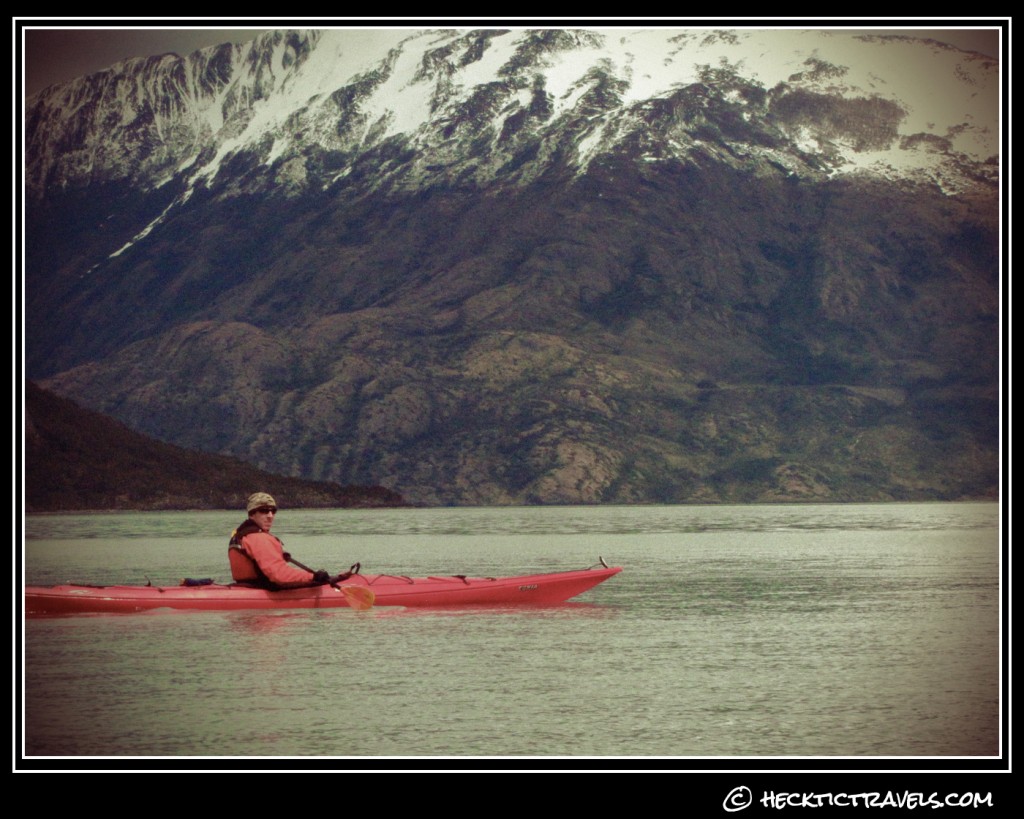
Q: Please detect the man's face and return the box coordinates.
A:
[250,505,277,532]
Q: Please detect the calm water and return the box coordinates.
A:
[21,503,1000,761]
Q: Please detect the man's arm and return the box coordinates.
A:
[243,533,317,587]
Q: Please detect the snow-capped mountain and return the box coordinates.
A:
[28,28,997,202]
[25,28,1000,506]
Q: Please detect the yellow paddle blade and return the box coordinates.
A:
[341,585,375,611]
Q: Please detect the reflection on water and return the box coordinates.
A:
[23,503,999,759]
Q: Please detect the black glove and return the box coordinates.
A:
[332,571,352,583]
[312,570,330,584]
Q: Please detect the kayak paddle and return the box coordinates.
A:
[286,555,375,611]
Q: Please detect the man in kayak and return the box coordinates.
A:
[229,492,335,589]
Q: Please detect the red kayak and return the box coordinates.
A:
[25,564,622,615]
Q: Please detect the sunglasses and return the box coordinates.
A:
[253,506,277,514]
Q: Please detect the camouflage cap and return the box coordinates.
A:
[246,492,277,513]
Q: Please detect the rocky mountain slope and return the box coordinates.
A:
[25,28,1000,505]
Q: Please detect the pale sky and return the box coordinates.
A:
[20,21,1002,98]
[23,28,275,97]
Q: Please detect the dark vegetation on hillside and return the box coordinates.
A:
[24,381,408,512]
[28,160,1000,505]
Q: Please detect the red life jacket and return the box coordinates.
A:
[228,519,273,586]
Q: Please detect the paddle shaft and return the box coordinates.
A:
[286,555,360,583]
[285,554,318,574]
